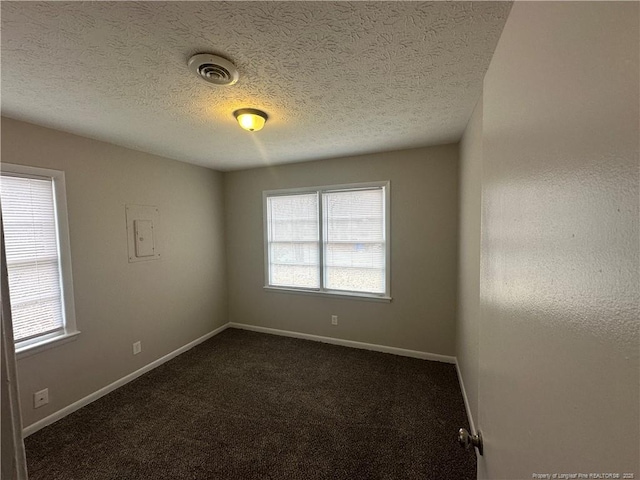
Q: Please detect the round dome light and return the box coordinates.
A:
[233,108,268,132]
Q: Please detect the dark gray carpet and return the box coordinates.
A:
[25,328,476,479]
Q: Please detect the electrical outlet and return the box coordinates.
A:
[34,388,49,409]
[133,341,142,355]
[331,315,338,326]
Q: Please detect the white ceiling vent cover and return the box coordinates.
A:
[188,53,239,86]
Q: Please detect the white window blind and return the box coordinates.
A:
[323,188,385,294]
[267,193,320,289]
[1,174,65,342]
[265,183,389,299]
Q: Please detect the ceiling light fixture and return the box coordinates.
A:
[233,108,268,132]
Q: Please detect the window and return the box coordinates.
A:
[264,182,390,300]
[0,164,78,354]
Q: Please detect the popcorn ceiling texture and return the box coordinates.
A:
[1,2,511,171]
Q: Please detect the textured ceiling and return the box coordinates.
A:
[1,2,511,171]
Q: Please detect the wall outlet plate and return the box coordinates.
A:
[133,341,142,355]
[331,315,338,325]
[34,388,49,409]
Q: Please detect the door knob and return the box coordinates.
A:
[458,428,483,456]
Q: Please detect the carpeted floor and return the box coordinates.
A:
[25,328,476,479]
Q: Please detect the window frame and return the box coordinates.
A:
[263,181,391,302]
[1,163,79,358]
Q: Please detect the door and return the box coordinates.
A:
[476,2,639,478]
[1,217,29,480]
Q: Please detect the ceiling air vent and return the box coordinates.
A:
[188,53,239,86]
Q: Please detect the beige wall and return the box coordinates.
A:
[456,97,482,429]
[1,118,228,429]
[478,2,639,477]
[224,145,459,355]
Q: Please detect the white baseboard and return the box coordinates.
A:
[23,323,229,438]
[455,360,476,435]
[228,323,456,364]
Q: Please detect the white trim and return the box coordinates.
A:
[1,163,78,345]
[455,359,476,435]
[22,323,229,437]
[263,286,392,303]
[228,323,455,364]
[262,181,390,197]
[16,330,80,359]
[263,181,391,300]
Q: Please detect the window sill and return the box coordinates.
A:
[16,331,81,360]
[264,286,392,303]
